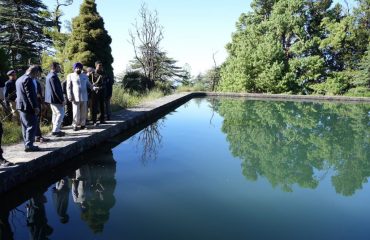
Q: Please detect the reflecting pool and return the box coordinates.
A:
[1,98,370,240]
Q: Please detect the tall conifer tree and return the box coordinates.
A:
[65,0,113,79]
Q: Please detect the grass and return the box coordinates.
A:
[176,84,208,92]
[110,86,164,110]
[2,120,52,145]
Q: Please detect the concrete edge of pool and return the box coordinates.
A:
[0,91,369,195]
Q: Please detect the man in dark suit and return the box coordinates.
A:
[45,62,65,137]
[4,70,18,121]
[89,61,107,126]
[16,65,41,152]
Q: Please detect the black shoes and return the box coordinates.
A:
[73,126,78,131]
[25,146,41,152]
[35,137,49,143]
[0,156,14,167]
[52,131,65,137]
[80,126,86,130]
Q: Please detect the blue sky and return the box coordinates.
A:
[43,0,356,76]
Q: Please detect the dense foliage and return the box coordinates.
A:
[219,0,370,95]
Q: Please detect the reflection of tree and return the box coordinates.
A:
[132,120,164,165]
[73,150,117,233]
[213,99,370,196]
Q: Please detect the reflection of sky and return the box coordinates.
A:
[9,98,370,240]
[42,0,357,76]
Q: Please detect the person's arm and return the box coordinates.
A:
[23,78,38,112]
[3,82,9,105]
[51,76,64,104]
[66,75,73,102]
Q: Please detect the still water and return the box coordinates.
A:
[1,98,370,240]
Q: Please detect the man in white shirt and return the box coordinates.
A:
[66,62,92,131]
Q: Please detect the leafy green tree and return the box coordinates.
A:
[219,0,369,95]
[65,0,113,78]
[0,0,51,69]
[41,1,73,77]
[120,71,152,92]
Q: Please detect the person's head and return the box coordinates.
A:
[95,61,103,72]
[86,67,95,76]
[7,70,16,80]
[73,62,83,75]
[50,62,61,73]
[26,65,42,79]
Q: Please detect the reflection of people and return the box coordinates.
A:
[52,178,70,224]
[0,208,14,240]
[79,150,116,233]
[26,194,53,239]
[16,65,41,152]
[72,165,92,211]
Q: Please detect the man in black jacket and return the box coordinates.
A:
[89,61,107,126]
[45,62,65,137]
[4,70,18,121]
[16,65,41,152]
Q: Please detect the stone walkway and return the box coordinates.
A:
[0,92,193,194]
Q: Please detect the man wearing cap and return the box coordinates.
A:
[67,62,92,131]
[89,61,108,126]
[16,65,41,152]
[4,70,18,121]
[45,62,65,137]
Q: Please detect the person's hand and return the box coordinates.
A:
[34,107,40,115]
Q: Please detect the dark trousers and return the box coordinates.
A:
[63,100,73,126]
[91,90,105,123]
[19,111,37,147]
[105,97,111,119]
[35,116,41,137]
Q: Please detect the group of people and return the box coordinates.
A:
[0,61,114,166]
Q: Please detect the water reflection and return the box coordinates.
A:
[26,193,53,239]
[73,150,116,233]
[52,178,70,224]
[0,143,117,239]
[132,120,164,165]
[212,99,370,196]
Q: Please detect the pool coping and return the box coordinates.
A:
[1,91,369,195]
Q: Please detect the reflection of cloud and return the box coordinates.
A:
[132,119,164,165]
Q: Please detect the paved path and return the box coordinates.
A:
[0,92,193,194]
